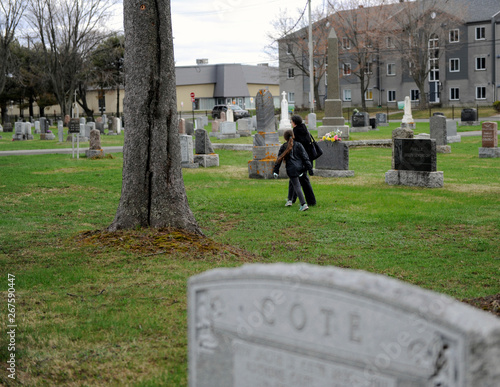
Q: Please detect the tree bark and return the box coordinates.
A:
[108,0,201,235]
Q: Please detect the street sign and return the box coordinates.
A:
[190,92,195,102]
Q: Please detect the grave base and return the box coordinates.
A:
[437,145,451,154]
[85,149,105,158]
[13,134,34,141]
[349,126,372,133]
[216,133,240,140]
[478,147,500,158]
[385,170,443,188]
[447,135,461,143]
[194,154,219,167]
[237,130,252,137]
[458,121,480,126]
[248,159,277,179]
[312,169,354,178]
[182,162,199,169]
[377,123,389,127]
[40,133,56,140]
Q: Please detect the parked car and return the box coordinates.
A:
[211,104,250,121]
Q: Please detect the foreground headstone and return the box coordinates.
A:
[188,263,500,387]
[479,121,500,158]
[386,139,444,188]
[236,118,252,137]
[180,134,198,168]
[429,115,451,153]
[313,140,354,177]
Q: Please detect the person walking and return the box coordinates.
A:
[289,115,316,206]
[273,130,312,212]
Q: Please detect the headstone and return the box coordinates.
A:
[237,118,252,137]
[369,118,377,129]
[116,118,121,134]
[255,90,275,132]
[446,119,461,143]
[179,118,186,134]
[85,129,105,158]
[226,108,234,123]
[429,115,451,153]
[307,112,316,129]
[0,124,3,132]
[210,120,220,137]
[58,121,64,142]
[386,139,444,188]
[39,117,48,134]
[220,111,227,122]
[3,123,13,132]
[194,129,219,167]
[195,117,204,130]
[278,91,292,136]
[79,117,86,125]
[95,121,105,134]
[107,117,118,136]
[13,122,25,141]
[460,108,479,126]
[313,140,354,177]
[186,121,195,136]
[351,112,371,132]
[23,122,33,140]
[180,134,198,168]
[201,116,209,127]
[217,122,239,140]
[376,113,388,126]
[188,263,500,387]
[479,122,500,158]
[401,96,415,129]
[34,121,41,134]
[66,118,81,142]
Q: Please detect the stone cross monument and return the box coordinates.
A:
[318,28,349,140]
[278,91,291,136]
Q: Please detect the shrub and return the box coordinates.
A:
[493,101,500,113]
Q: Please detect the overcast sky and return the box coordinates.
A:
[108,0,311,67]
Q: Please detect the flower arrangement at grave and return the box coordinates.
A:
[321,129,342,142]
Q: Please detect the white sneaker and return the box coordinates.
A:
[285,200,293,207]
[299,204,309,211]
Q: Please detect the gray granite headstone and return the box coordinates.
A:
[188,263,500,387]
[394,139,437,172]
[256,90,275,132]
[58,121,64,142]
[195,129,214,154]
[39,117,48,133]
[308,113,317,129]
[180,134,196,167]
[430,115,447,146]
[315,141,349,170]
[186,121,195,136]
[220,122,236,134]
[376,113,388,126]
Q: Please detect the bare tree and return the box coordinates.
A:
[268,3,330,111]
[0,0,27,95]
[108,0,202,234]
[28,0,114,117]
[385,0,465,108]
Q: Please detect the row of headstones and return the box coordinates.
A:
[180,129,219,168]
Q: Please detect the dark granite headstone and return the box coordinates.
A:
[315,141,349,170]
[3,123,13,132]
[394,139,436,172]
[369,118,377,129]
[195,129,214,154]
[352,112,369,127]
[39,117,48,133]
[68,118,81,133]
[185,121,194,136]
[461,108,477,122]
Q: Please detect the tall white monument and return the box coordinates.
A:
[278,91,292,135]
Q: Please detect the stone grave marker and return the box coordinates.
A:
[307,112,316,130]
[278,91,291,136]
[255,89,275,133]
[313,140,354,177]
[194,129,219,167]
[188,263,500,387]
[186,120,195,136]
[351,112,371,132]
[386,139,443,188]
[460,108,479,126]
[376,113,388,126]
[226,108,234,122]
[446,120,461,143]
[479,121,500,158]
[180,134,198,168]
[85,129,105,158]
[237,118,252,137]
[34,121,41,134]
[179,118,186,134]
[58,121,64,142]
[429,115,451,153]
[217,122,239,140]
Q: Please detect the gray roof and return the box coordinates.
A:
[175,64,279,98]
[441,0,500,23]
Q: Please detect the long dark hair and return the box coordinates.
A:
[276,130,294,164]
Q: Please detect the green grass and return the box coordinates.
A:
[0,129,499,386]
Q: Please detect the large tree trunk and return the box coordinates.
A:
[108,0,201,234]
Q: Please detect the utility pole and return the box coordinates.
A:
[309,0,314,113]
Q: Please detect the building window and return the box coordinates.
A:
[476,86,486,99]
[288,92,295,103]
[364,62,373,75]
[450,87,460,100]
[387,63,396,76]
[449,58,460,72]
[343,63,351,76]
[410,89,420,101]
[386,36,394,48]
[387,90,396,102]
[475,26,486,40]
[449,29,459,43]
[365,88,373,100]
[342,37,350,50]
[286,44,292,55]
[343,89,351,101]
[475,56,486,70]
[287,68,295,79]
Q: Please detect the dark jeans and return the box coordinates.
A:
[289,173,316,206]
[289,177,306,206]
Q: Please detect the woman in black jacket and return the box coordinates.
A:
[273,130,312,212]
[290,115,316,206]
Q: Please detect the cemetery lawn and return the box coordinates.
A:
[0,134,499,386]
